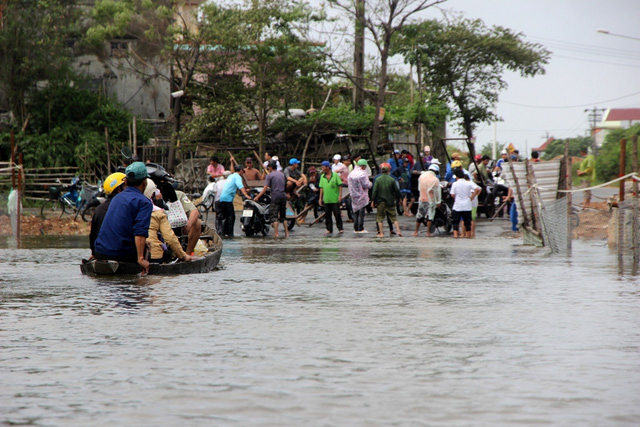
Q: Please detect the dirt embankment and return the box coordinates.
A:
[0,215,90,236]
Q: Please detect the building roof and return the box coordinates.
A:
[533,137,554,152]
[604,108,640,122]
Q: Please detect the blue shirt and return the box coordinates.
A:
[219,173,244,202]
[94,187,152,257]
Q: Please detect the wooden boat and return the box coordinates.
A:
[80,229,223,276]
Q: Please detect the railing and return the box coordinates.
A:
[0,163,80,201]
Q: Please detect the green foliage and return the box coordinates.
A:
[0,84,149,174]
[595,125,640,183]
[394,17,550,139]
[479,142,507,158]
[0,0,80,123]
[541,136,592,160]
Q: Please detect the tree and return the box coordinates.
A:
[197,0,327,157]
[0,0,79,125]
[596,125,640,183]
[86,0,206,172]
[541,136,591,161]
[395,17,550,154]
[328,0,447,152]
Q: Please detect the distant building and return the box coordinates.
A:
[532,137,555,154]
[71,0,205,121]
[595,108,640,146]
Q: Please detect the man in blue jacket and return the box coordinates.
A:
[94,162,153,274]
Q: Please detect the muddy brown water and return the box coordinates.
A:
[1,218,639,426]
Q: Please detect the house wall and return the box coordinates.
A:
[72,47,171,120]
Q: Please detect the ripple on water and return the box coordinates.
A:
[1,237,640,425]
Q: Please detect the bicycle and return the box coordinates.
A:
[40,179,79,219]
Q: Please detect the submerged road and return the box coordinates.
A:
[1,215,639,425]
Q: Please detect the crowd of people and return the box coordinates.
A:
[86,145,591,272]
[202,146,518,239]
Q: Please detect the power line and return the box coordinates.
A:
[501,89,640,109]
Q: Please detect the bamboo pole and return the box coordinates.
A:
[564,140,572,251]
[632,135,639,266]
[620,138,626,202]
[105,127,111,175]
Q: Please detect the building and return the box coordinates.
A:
[594,108,640,146]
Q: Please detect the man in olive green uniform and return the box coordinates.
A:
[577,148,596,209]
[372,163,402,237]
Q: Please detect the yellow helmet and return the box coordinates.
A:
[104,172,126,196]
[451,160,463,169]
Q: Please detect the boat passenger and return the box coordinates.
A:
[144,179,192,264]
[94,162,153,274]
[89,172,126,257]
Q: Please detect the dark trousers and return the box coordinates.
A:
[353,207,366,231]
[220,201,235,236]
[324,203,343,233]
[452,210,472,232]
[214,201,224,236]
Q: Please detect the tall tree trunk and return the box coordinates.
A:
[371,41,390,151]
[353,0,365,111]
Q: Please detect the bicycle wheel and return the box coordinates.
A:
[41,199,63,219]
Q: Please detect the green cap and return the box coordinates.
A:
[125,161,150,180]
[357,159,368,166]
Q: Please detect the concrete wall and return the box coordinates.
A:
[72,45,171,121]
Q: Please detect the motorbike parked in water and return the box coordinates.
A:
[240,187,272,237]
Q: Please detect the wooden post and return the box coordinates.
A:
[524,159,542,236]
[10,129,15,188]
[632,135,639,265]
[133,116,138,159]
[620,138,626,202]
[508,157,530,230]
[564,140,572,251]
[104,127,111,174]
[17,153,22,243]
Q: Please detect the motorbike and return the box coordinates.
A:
[240,187,271,237]
[79,181,106,222]
[428,181,453,234]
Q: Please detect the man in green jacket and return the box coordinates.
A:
[372,163,403,237]
[319,160,344,236]
[577,148,596,209]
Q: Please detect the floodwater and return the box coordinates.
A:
[1,224,639,426]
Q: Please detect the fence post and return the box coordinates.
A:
[632,135,639,267]
[620,138,626,202]
[564,141,572,251]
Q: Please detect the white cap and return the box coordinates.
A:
[430,158,441,165]
[424,145,430,152]
[272,156,279,161]
[143,178,157,199]
[333,154,341,161]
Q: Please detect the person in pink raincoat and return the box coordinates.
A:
[347,159,373,233]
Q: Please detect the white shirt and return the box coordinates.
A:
[202,181,216,203]
[450,178,475,211]
[263,160,282,171]
[470,181,480,208]
[214,178,227,202]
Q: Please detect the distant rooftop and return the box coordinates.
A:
[603,108,640,122]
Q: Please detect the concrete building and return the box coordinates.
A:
[594,108,640,146]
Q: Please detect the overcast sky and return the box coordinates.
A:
[438,0,640,155]
[318,0,640,156]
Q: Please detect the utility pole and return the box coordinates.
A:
[353,0,365,111]
[584,106,605,151]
